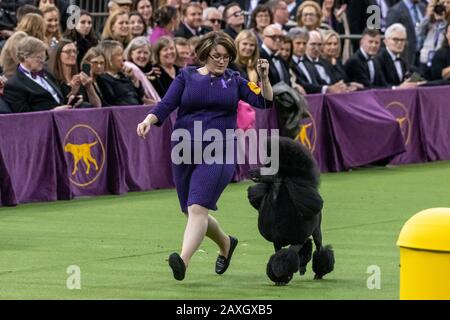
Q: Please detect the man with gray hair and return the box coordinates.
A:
[376,23,411,86]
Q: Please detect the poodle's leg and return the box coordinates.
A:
[311,214,335,280]
[312,215,323,252]
[296,239,313,276]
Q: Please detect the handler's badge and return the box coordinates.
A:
[248,82,261,95]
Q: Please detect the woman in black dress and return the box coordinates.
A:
[150,36,180,98]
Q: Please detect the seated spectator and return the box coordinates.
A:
[174,37,192,67]
[344,28,387,88]
[278,35,293,63]
[80,46,106,103]
[430,23,450,80]
[321,30,349,83]
[187,36,202,66]
[96,40,144,106]
[418,2,447,79]
[42,5,61,49]
[65,10,99,68]
[102,11,132,48]
[174,2,212,40]
[268,0,294,32]
[320,0,347,34]
[149,36,180,97]
[124,36,153,73]
[223,2,245,39]
[3,36,78,112]
[0,13,47,78]
[231,30,260,82]
[49,39,102,108]
[132,0,154,36]
[124,37,161,105]
[260,24,291,86]
[296,1,322,31]
[377,24,411,87]
[150,5,179,44]
[202,7,223,32]
[250,5,274,46]
[129,12,147,38]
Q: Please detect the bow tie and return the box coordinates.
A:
[366,56,374,62]
[313,60,323,66]
[30,70,45,79]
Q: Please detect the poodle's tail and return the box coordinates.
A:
[312,245,335,280]
[298,238,313,276]
[266,248,299,285]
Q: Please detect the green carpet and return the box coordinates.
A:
[1,161,449,300]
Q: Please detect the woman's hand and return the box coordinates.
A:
[79,72,93,87]
[137,115,154,139]
[146,67,161,81]
[256,59,270,81]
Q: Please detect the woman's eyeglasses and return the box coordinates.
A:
[209,54,230,63]
[62,49,78,55]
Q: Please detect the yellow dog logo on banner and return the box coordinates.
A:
[64,141,99,176]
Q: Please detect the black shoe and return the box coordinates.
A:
[215,236,238,275]
[169,253,186,281]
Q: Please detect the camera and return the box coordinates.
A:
[434,4,446,16]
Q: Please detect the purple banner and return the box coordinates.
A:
[324,91,406,170]
[418,86,450,161]
[373,88,427,165]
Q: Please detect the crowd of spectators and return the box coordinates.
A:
[0,0,449,113]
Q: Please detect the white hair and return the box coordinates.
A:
[202,7,221,20]
[385,23,407,38]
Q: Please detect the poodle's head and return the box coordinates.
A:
[263,136,320,182]
[266,248,300,285]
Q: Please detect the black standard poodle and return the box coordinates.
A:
[247,136,335,285]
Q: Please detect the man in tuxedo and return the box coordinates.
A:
[174,2,212,40]
[223,2,245,39]
[386,0,426,68]
[344,28,389,88]
[260,24,291,86]
[288,27,347,94]
[376,23,410,86]
[3,36,76,113]
[268,0,294,32]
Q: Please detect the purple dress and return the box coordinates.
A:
[149,66,272,213]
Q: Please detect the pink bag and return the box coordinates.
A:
[237,100,256,131]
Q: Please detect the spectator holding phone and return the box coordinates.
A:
[80,46,106,104]
[430,23,450,80]
[3,36,81,112]
[49,39,102,108]
[96,40,145,106]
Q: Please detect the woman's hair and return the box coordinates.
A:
[124,36,152,62]
[152,35,175,65]
[81,46,105,67]
[49,39,78,85]
[321,29,341,58]
[250,5,274,30]
[129,11,148,36]
[235,30,259,70]
[97,40,123,71]
[102,11,132,45]
[16,13,47,41]
[0,31,28,67]
[16,36,48,62]
[16,5,43,23]
[65,10,99,45]
[154,5,178,28]
[41,4,62,42]
[195,31,237,64]
[280,35,293,62]
[296,0,322,30]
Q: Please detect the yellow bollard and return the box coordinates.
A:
[397,208,450,300]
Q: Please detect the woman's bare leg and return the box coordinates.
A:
[180,204,209,267]
[206,214,230,257]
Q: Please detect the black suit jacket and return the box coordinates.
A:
[344,49,388,88]
[386,0,426,67]
[347,0,399,35]
[376,48,408,86]
[259,46,291,86]
[173,22,212,40]
[3,68,64,113]
[289,57,324,94]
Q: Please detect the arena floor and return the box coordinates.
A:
[1,161,449,300]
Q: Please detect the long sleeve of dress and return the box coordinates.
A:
[148,71,185,126]
[237,75,273,110]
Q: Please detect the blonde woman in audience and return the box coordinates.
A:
[16,13,47,41]
[42,5,62,48]
[296,1,322,31]
[102,11,132,48]
[232,30,260,83]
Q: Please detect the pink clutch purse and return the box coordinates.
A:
[237,100,256,131]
